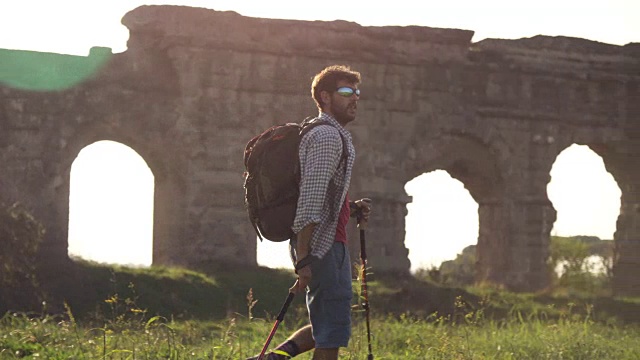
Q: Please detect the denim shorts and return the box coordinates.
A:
[305,242,353,348]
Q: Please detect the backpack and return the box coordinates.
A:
[243,118,346,242]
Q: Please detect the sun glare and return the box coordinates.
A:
[257,238,294,270]
[547,144,621,240]
[405,170,479,272]
[68,140,154,266]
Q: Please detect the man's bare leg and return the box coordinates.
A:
[276,326,340,360]
[286,324,315,353]
[312,348,339,360]
[247,325,314,359]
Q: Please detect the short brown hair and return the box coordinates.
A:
[311,65,361,110]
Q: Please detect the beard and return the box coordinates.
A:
[331,102,357,126]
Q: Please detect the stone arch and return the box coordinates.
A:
[562,141,638,296]
[55,120,188,266]
[67,140,154,265]
[404,170,478,272]
[547,143,621,238]
[405,131,507,285]
[406,130,504,203]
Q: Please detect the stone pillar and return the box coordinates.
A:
[476,197,554,291]
[509,198,554,291]
[33,152,72,272]
[476,200,511,285]
[603,143,640,297]
[349,195,411,273]
[612,186,640,296]
[152,173,187,266]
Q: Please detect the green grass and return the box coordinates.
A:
[2,304,640,359]
[2,260,640,358]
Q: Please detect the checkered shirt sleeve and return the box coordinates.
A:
[292,113,355,260]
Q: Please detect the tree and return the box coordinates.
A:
[438,245,476,286]
[548,235,612,294]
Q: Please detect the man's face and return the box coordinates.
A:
[327,80,360,125]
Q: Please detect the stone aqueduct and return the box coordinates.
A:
[1,6,639,294]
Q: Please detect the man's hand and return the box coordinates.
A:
[353,198,372,225]
[290,266,312,294]
[292,223,315,294]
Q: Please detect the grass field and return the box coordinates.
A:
[3,303,640,359]
[2,261,640,359]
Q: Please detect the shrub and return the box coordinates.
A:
[0,202,45,309]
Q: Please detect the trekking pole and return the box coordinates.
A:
[358,215,374,360]
[258,291,295,360]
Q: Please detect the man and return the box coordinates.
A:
[249,65,371,360]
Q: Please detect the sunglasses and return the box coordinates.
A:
[335,86,361,97]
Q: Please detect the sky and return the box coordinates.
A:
[1,1,634,269]
[1,0,638,56]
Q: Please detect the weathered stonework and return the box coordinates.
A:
[1,5,639,294]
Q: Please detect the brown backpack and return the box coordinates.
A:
[243,118,345,241]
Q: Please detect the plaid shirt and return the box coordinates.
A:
[292,112,356,260]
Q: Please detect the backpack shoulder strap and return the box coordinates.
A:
[299,118,349,169]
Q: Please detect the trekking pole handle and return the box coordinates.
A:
[355,198,371,230]
[277,292,295,321]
